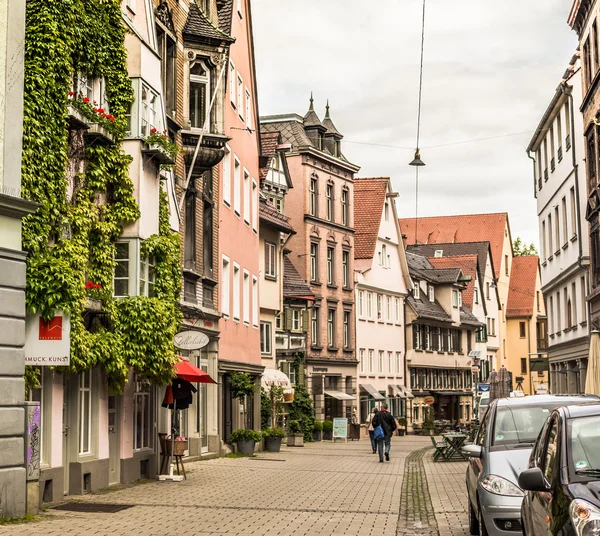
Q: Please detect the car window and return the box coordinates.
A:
[534,418,551,467]
[491,404,554,446]
[477,407,490,447]
[569,415,600,477]
[542,418,559,482]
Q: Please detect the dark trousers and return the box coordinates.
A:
[376,435,392,461]
[369,430,376,451]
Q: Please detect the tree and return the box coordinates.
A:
[513,237,538,256]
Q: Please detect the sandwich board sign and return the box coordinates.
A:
[333,418,348,442]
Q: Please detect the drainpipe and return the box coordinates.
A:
[527,151,537,200]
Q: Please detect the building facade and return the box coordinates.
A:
[354,178,411,423]
[529,54,589,394]
[261,99,360,421]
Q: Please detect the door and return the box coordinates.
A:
[62,376,70,495]
[108,394,120,485]
[199,356,209,453]
[223,375,232,442]
[468,407,489,507]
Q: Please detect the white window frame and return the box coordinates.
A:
[381,244,387,267]
[223,145,231,206]
[133,376,151,451]
[395,297,400,323]
[233,263,240,321]
[252,275,258,327]
[388,351,393,374]
[367,292,373,318]
[342,250,349,288]
[378,351,384,374]
[396,352,401,374]
[452,290,459,308]
[233,156,241,216]
[309,178,317,216]
[229,61,236,108]
[237,75,244,121]
[243,168,250,225]
[377,294,383,320]
[260,321,272,354]
[343,311,350,348]
[139,254,156,297]
[265,242,277,278]
[474,286,479,304]
[221,256,230,317]
[79,371,92,455]
[360,349,365,373]
[292,309,301,331]
[326,184,333,221]
[428,284,434,302]
[327,246,334,285]
[243,270,250,325]
[413,281,420,299]
[189,60,210,130]
[341,190,348,226]
[311,307,318,344]
[358,290,364,317]
[327,309,335,348]
[251,179,258,231]
[245,87,252,130]
[310,243,318,282]
[369,350,374,373]
[113,241,130,297]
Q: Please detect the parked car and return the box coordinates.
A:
[463,394,598,536]
[476,391,490,420]
[519,402,600,536]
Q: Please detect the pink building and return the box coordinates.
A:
[217,0,262,440]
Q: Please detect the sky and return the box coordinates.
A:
[252,0,578,248]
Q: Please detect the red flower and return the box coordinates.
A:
[94,283,102,289]
[68,91,74,96]
[150,127,157,134]
[97,108,104,114]
[83,97,90,104]
[162,135,167,140]
[85,281,94,290]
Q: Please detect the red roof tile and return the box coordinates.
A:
[428,255,478,308]
[399,213,509,279]
[506,256,539,317]
[354,178,390,260]
[259,130,280,181]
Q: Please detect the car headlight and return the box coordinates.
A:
[570,499,600,536]
[480,474,524,497]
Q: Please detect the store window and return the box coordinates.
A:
[133,376,151,450]
[79,370,92,455]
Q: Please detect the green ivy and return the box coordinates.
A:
[21,0,181,391]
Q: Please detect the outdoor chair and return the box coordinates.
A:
[158,433,168,474]
[430,436,446,461]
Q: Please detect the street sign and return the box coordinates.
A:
[424,396,435,405]
[477,383,490,393]
[332,418,348,440]
[24,313,70,366]
[174,330,209,350]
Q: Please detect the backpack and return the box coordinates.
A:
[373,425,385,441]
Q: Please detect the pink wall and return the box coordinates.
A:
[218,0,261,366]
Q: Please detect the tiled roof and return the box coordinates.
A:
[399,213,509,279]
[406,252,463,284]
[506,256,539,318]
[261,119,313,149]
[259,131,280,181]
[259,198,294,233]
[283,255,313,300]
[429,255,478,308]
[354,178,389,260]
[323,102,341,137]
[217,0,234,34]
[184,1,234,43]
[303,96,325,129]
[460,305,483,327]
[406,295,452,323]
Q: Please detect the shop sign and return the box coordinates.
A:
[24,313,70,366]
[477,383,490,393]
[535,383,548,395]
[174,330,209,350]
[424,395,435,405]
[313,367,328,372]
[332,418,348,439]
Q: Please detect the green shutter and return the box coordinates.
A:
[301,308,308,332]
[285,307,293,331]
[298,360,305,386]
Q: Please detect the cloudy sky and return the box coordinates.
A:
[252,0,578,247]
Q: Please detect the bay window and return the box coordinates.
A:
[139,255,156,297]
[189,61,210,130]
[113,242,130,297]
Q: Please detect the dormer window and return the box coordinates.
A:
[189,60,210,130]
[428,284,434,302]
[434,250,443,258]
[452,290,459,308]
[413,281,420,299]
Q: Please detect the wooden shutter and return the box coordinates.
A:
[285,307,293,331]
[301,308,308,332]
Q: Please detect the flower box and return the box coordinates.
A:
[166,438,188,456]
[142,142,176,165]
[287,433,304,447]
[84,122,115,146]
[67,103,90,130]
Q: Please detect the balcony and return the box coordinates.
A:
[142,142,176,165]
[181,130,230,177]
[67,103,90,131]
[84,122,115,146]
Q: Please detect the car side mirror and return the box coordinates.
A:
[518,468,549,492]
[462,445,483,458]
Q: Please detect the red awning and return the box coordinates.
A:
[175,358,216,384]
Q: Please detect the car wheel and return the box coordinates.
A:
[477,500,489,536]
[468,500,479,535]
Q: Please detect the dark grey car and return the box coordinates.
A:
[463,395,599,536]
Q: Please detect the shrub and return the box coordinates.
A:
[322,420,333,433]
[288,420,301,434]
[288,383,316,441]
[398,418,408,428]
[230,429,262,443]
[313,421,323,432]
[262,427,285,439]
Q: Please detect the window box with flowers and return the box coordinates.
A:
[142,128,178,167]
[67,92,119,145]
[84,281,103,311]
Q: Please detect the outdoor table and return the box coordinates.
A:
[439,433,468,461]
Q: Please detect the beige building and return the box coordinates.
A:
[261,98,360,421]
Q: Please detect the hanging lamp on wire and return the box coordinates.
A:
[409,0,427,167]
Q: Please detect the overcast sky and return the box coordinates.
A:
[252,0,578,247]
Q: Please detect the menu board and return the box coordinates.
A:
[333,418,348,439]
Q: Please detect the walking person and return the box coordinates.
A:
[371,402,397,462]
[366,407,378,453]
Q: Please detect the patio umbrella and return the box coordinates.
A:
[488,370,499,402]
[498,366,511,399]
[175,357,217,384]
[585,331,600,395]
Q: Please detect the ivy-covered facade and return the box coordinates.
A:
[23,0,181,500]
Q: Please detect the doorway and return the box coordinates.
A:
[62,376,70,495]
[107,394,120,486]
[222,375,232,442]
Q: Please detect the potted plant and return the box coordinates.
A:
[230,429,262,455]
[312,421,323,442]
[397,418,408,437]
[322,420,333,441]
[287,420,304,447]
[262,427,285,452]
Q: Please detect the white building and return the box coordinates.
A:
[528,53,589,393]
[354,178,412,422]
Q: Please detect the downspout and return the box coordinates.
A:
[527,151,537,200]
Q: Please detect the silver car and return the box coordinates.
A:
[463,394,598,536]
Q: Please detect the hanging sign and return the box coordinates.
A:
[332,418,348,439]
[24,313,70,366]
[174,330,209,350]
[424,396,435,405]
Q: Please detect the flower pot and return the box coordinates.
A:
[312,430,322,442]
[323,431,332,441]
[287,433,304,447]
[235,440,256,455]
[283,392,294,402]
[143,142,176,165]
[397,429,405,437]
[264,436,282,453]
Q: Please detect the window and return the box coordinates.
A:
[413,324,422,350]
[291,309,301,331]
[327,309,336,348]
[550,124,555,168]
[133,376,151,450]
[309,177,317,216]
[413,405,420,422]
[79,371,92,454]
[381,244,387,267]
[542,221,547,260]
[252,180,258,231]
[359,349,365,373]
[553,207,559,251]
[557,113,563,157]
[233,157,241,215]
[570,187,577,238]
[265,242,277,278]
[139,255,156,297]
[368,350,374,373]
[384,201,389,221]
[243,271,250,324]
[310,243,319,282]
[358,290,364,317]
[548,213,553,255]
[140,84,158,136]
[543,419,559,482]
[260,322,272,354]
[565,287,571,328]
[341,190,348,226]
[378,351,384,373]
[114,242,130,297]
[556,291,562,331]
[252,276,258,327]
[243,169,250,224]
[233,264,240,321]
[237,75,244,120]
[367,292,373,318]
[377,294,383,320]
[452,290,459,308]
[549,295,554,334]
[587,131,597,188]
[543,138,548,177]
[229,61,236,107]
[343,311,350,349]
[565,101,571,149]
[184,185,196,270]
[311,307,319,346]
[562,197,568,245]
[428,284,434,302]
[156,27,176,118]
[326,184,333,221]
[387,351,393,374]
[476,325,487,343]
[327,246,335,285]
[386,296,391,320]
[189,61,210,129]
[582,276,587,322]
[395,297,400,322]
[519,321,526,338]
[414,281,420,299]
[245,88,252,130]
[474,286,479,304]
[584,38,592,88]
[342,250,349,288]
[396,352,401,374]
[221,257,230,317]
[222,146,231,206]
[202,170,214,279]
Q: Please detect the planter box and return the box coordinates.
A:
[264,437,282,453]
[287,433,304,447]
[397,429,405,437]
[84,122,115,146]
[67,104,90,130]
[312,430,322,442]
[235,440,256,455]
[323,431,333,441]
[84,298,103,311]
[143,143,176,165]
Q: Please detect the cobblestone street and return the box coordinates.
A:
[4,437,470,536]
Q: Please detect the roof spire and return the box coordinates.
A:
[309,92,314,111]
[325,99,330,118]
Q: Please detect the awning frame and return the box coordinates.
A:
[359,383,385,400]
[324,390,355,401]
